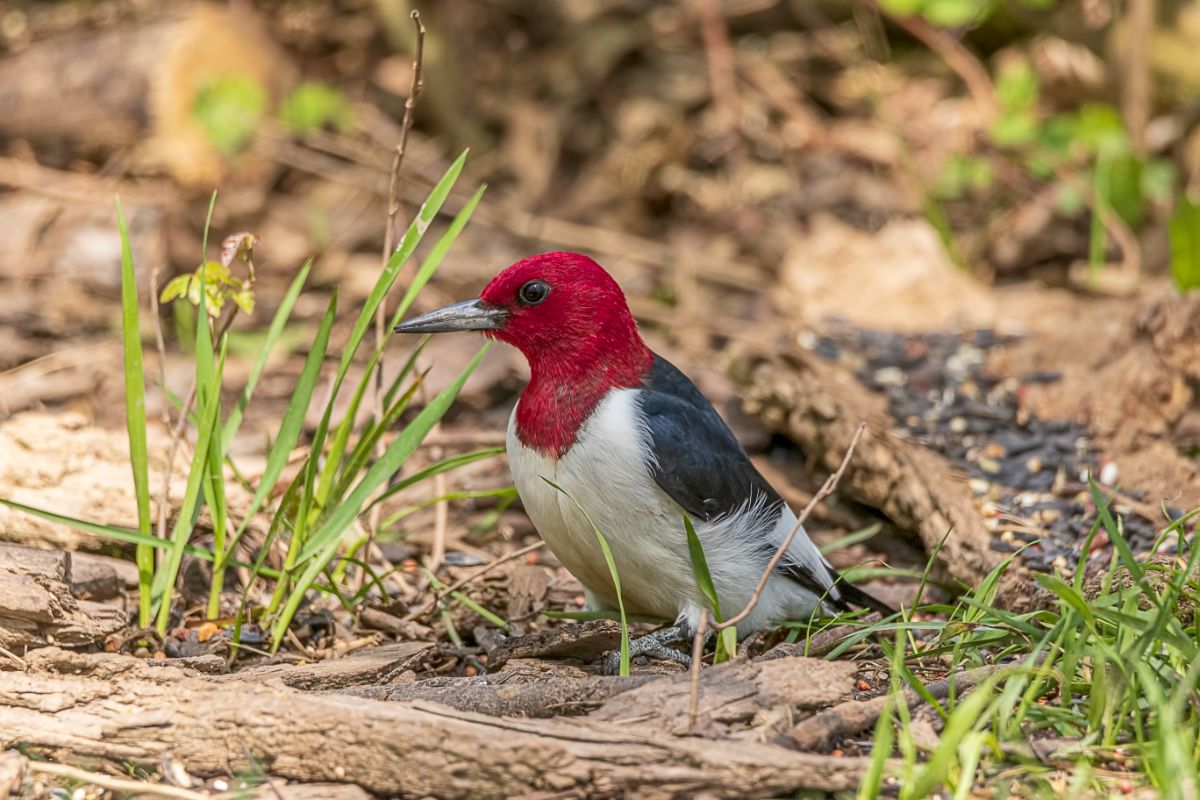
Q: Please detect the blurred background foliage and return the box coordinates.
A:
[2,0,1200,425]
[2,0,1197,296]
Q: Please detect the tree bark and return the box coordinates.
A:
[0,648,875,799]
[0,543,126,650]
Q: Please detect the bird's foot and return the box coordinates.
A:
[599,625,691,675]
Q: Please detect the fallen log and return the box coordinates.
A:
[0,648,875,799]
[789,663,1004,751]
[736,348,1045,611]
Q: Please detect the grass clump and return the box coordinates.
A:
[0,151,495,652]
[850,481,1200,798]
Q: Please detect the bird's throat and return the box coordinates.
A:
[514,342,653,458]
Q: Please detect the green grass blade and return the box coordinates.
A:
[304,154,469,516]
[295,343,490,564]
[334,369,429,501]
[1089,476,1144,581]
[368,447,505,509]
[380,487,518,528]
[382,335,430,409]
[858,693,894,800]
[204,364,230,619]
[225,292,336,558]
[151,273,224,632]
[0,498,169,550]
[270,344,490,647]
[332,150,466,384]
[683,513,736,662]
[683,514,722,619]
[222,258,313,447]
[544,477,630,676]
[819,523,882,555]
[315,182,486,507]
[115,198,155,628]
[152,362,223,632]
[0,499,281,573]
[387,185,486,330]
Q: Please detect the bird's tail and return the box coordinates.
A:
[833,578,897,617]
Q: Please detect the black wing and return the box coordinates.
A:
[638,355,782,522]
[639,355,896,616]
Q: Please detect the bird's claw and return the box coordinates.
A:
[598,625,692,675]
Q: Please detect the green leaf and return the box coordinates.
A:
[192,75,267,154]
[280,82,356,135]
[921,0,986,27]
[996,58,1039,114]
[115,198,155,628]
[159,274,192,304]
[878,0,924,15]
[991,113,1039,148]
[1169,197,1200,292]
[233,288,255,315]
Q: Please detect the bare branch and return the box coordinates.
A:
[362,10,428,592]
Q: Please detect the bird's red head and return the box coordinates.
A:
[395,252,653,456]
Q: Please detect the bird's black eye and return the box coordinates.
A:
[518,279,551,306]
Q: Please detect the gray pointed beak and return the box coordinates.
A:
[393,299,508,334]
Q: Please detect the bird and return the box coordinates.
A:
[394,252,893,671]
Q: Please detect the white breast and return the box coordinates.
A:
[506,389,836,635]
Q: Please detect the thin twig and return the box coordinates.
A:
[402,540,545,622]
[716,422,867,631]
[362,9,427,594]
[696,0,742,144]
[26,761,210,800]
[374,9,427,378]
[687,612,709,731]
[1122,0,1154,156]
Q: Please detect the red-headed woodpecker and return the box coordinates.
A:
[395,252,892,670]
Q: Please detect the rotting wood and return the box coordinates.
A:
[736,348,1047,611]
[1,648,876,799]
[0,543,127,650]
